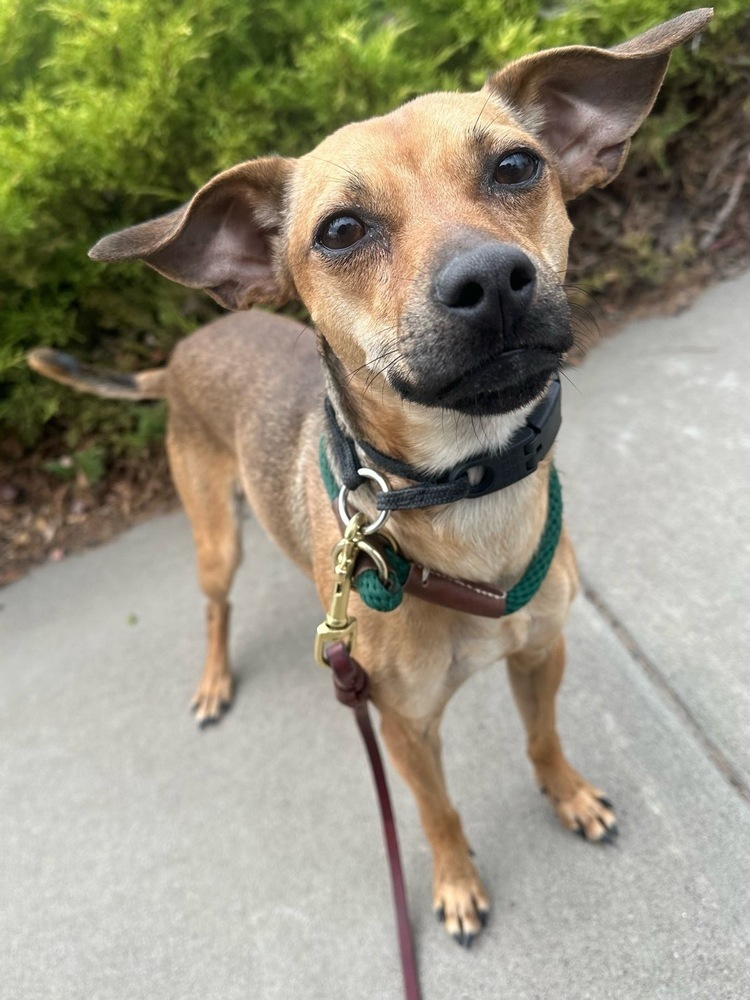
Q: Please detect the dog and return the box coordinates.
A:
[29,9,712,947]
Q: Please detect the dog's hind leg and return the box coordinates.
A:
[167,421,242,726]
[507,634,618,842]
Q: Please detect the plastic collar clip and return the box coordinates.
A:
[446,377,561,499]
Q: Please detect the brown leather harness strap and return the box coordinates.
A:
[402,562,507,616]
[326,641,422,1000]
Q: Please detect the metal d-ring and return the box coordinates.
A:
[331,535,390,584]
[337,467,390,536]
[353,538,390,583]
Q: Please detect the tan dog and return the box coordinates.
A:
[30,9,712,947]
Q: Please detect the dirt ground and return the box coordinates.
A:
[0,444,177,587]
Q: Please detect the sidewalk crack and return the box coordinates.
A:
[581,579,750,807]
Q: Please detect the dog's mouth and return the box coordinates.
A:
[389,345,563,415]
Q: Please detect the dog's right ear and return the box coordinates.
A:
[89,157,295,310]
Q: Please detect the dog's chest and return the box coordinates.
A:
[447,611,532,684]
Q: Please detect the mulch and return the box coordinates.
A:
[0,443,177,587]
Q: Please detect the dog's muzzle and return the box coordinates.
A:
[385,241,572,415]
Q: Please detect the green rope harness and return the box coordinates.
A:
[505,463,562,614]
[319,438,562,616]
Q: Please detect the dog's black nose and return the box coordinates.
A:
[432,244,536,338]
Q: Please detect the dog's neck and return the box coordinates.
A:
[318,337,551,586]
[319,337,534,477]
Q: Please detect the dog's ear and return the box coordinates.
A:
[89,157,295,310]
[486,9,713,200]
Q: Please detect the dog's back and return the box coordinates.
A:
[166,309,322,454]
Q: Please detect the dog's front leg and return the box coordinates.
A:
[507,634,618,842]
[377,703,490,946]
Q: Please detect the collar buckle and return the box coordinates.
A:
[446,377,562,499]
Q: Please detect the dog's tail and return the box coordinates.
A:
[27,348,167,401]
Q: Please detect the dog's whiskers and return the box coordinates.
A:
[306,153,362,183]
[293,322,314,353]
[559,367,583,395]
[471,93,493,134]
[361,352,405,401]
[345,347,400,384]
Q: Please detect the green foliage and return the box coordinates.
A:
[2,0,747,469]
[43,444,105,484]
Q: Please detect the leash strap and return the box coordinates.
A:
[324,376,561,511]
[327,641,422,1000]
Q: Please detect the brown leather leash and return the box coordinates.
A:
[326,640,422,1000]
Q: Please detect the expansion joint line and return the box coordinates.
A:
[581,578,750,808]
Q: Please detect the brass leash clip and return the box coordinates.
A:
[314,465,393,668]
[314,512,367,668]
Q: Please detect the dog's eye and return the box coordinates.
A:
[316,215,366,251]
[493,151,540,186]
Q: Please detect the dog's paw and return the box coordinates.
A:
[190,671,233,727]
[544,782,618,843]
[433,859,490,947]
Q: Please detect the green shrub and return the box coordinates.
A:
[1,0,747,460]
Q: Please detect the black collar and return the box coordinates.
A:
[324,376,561,512]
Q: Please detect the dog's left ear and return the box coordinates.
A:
[89,157,295,310]
[486,8,713,200]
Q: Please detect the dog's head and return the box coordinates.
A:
[90,10,712,419]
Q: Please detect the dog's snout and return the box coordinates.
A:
[432,244,537,336]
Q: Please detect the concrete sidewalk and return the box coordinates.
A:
[2,273,749,1000]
